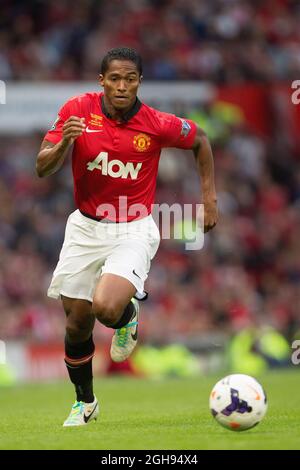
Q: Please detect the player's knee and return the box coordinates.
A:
[66,312,94,342]
[92,298,122,327]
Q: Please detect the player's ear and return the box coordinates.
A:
[139,75,143,85]
[99,74,104,87]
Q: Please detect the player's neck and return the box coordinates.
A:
[102,95,137,122]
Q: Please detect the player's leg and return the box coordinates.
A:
[62,296,99,427]
[92,273,139,362]
[92,216,160,362]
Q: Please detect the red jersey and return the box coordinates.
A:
[44,92,197,222]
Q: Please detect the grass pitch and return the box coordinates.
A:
[0,369,299,450]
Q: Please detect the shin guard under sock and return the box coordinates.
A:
[64,335,95,403]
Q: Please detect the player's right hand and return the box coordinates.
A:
[62,116,86,145]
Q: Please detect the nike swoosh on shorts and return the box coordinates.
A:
[132,269,141,279]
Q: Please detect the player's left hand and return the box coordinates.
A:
[202,198,218,233]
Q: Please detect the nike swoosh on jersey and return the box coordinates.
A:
[85,126,103,133]
[83,402,98,423]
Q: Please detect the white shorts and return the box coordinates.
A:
[47,209,160,303]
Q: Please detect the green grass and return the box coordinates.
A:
[0,369,299,450]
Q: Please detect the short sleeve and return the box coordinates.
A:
[159,112,197,149]
[44,102,71,144]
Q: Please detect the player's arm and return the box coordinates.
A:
[36,116,86,177]
[191,125,218,233]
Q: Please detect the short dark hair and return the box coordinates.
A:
[100,47,143,76]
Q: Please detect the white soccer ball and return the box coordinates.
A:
[209,374,268,431]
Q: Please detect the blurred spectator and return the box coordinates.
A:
[0,0,300,82]
[0,0,299,345]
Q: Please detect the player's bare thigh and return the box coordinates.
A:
[92,273,136,326]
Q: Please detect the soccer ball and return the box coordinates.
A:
[209,374,267,431]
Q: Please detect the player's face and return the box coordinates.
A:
[99,60,142,111]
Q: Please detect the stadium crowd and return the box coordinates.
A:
[0,0,299,346]
[0,103,299,344]
[1,0,300,82]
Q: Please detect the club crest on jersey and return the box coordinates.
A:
[133,133,151,152]
[180,119,191,137]
[88,113,103,128]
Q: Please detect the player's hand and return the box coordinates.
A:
[202,198,218,233]
[62,116,86,145]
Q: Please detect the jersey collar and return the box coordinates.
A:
[101,95,142,123]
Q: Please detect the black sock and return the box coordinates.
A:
[65,335,95,403]
[111,301,135,329]
[74,380,94,404]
